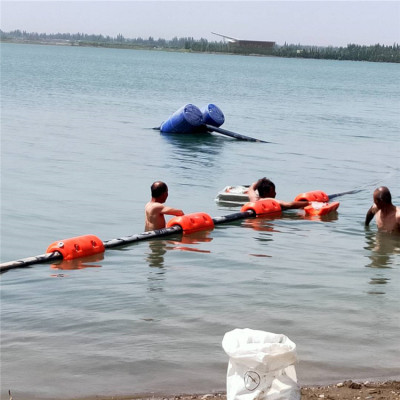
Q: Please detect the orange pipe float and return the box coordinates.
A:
[46,234,105,261]
[294,190,339,216]
[304,202,340,216]
[240,198,282,216]
[167,212,215,234]
[2,187,352,272]
[294,190,329,202]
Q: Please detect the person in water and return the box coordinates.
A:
[365,186,400,233]
[145,181,184,231]
[247,177,310,210]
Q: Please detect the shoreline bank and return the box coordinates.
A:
[1,38,399,63]
[8,380,400,400]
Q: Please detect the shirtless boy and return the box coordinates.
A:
[145,181,184,231]
[247,177,309,210]
[365,186,400,233]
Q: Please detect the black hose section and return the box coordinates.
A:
[103,225,183,249]
[212,210,255,225]
[1,212,255,273]
[0,251,63,273]
[205,124,268,143]
[329,189,363,200]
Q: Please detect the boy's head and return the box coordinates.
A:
[256,177,276,198]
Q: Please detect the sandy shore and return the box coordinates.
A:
[29,380,398,400]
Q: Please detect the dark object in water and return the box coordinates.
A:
[160,103,267,142]
[160,104,204,133]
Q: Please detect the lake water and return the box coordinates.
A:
[1,43,399,399]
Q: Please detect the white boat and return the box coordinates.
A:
[215,185,252,205]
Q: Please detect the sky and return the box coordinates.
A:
[1,1,399,47]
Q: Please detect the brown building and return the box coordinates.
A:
[212,32,275,54]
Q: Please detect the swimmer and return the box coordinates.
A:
[248,177,309,210]
[365,186,400,233]
[145,181,184,231]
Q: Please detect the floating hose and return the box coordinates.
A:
[103,225,183,249]
[2,186,358,273]
[0,252,63,272]
[0,211,256,273]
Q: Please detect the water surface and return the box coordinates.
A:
[1,43,399,399]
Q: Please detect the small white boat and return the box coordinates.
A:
[215,185,253,205]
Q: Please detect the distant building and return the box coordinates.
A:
[212,32,275,55]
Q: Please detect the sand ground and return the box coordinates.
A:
[30,380,399,400]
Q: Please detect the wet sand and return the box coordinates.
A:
[35,380,399,400]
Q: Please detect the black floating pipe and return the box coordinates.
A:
[103,225,183,249]
[205,124,268,143]
[328,189,363,200]
[154,124,268,143]
[212,210,255,225]
[0,252,63,273]
[0,226,184,273]
[1,187,364,273]
[0,211,257,273]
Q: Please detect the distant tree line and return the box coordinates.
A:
[275,42,400,63]
[0,29,231,52]
[1,29,399,63]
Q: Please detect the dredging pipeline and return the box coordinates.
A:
[0,210,255,273]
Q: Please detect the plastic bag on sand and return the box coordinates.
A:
[222,329,300,400]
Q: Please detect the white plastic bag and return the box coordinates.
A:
[222,328,300,400]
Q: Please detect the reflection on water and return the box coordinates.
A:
[146,232,213,292]
[161,131,222,151]
[147,240,168,268]
[364,230,400,269]
[165,230,213,253]
[161,132,224,169]
[241,209,339,232]
[364,230,400,294]
[146,240,168,292]
[242,217,280,233]
[146,231,213,269]
[50,253,104,271]
[369,276,390,285]
[304,211,339,222]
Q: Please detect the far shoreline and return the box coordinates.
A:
[0,38,258,57]
[2,38,399,64]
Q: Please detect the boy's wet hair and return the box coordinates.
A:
[256,177,275,198]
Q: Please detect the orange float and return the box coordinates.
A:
[240,198,282,216]
[304,201,340,216]
[294,190,329,202]
[46,234,105,260]
[166,212,215,234]
[295,190,340,216]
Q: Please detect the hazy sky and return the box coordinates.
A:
[1,1,399,47]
